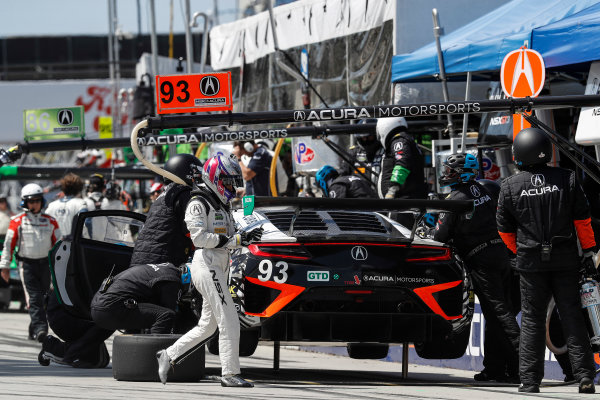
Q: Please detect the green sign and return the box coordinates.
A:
[243,195,255,216]
[23,106,85,140]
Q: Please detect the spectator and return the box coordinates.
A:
[149,182,164,203]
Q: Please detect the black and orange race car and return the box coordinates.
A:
[227,196,475,360]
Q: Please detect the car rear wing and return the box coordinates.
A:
[242,196,473,241]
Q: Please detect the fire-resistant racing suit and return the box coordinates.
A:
[164,188,244,376]
[497,165,596,386]
[434,180,520,379]
[0,211,60,338]
[328,175,377,199]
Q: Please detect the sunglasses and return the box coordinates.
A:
[26,198,42,204]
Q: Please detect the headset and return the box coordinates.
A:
[242,141,255,153]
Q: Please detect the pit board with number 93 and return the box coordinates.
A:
[155,72,233,115]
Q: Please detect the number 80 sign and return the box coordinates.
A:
[155,72,233,115]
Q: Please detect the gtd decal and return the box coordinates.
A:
[307,271,329,281]
[295,142,315,164]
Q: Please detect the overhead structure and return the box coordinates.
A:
[391,0,600,83]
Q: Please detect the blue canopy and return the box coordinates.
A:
[532,3,600,68]
[391,0,600,83]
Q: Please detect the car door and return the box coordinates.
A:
[50,210,145,319]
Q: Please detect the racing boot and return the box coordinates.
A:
[220,375,254,387]
[156,350,172,385]
[579,377,595,394]
[518,383,540,393]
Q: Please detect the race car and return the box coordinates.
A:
[228,196,474,359]
[49,197,474,361]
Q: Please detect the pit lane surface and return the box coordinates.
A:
[0,312,589,399]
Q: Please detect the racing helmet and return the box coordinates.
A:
[104,181,121,200]
[376,117,408,151]
[438,153,479,188]
[20,183,46,209]
[512,127,552,168]
[164,153,203,186]
[88,173,105,193]
[149,182,164,195]
[201,154,244,204]
[476,178,501,201]
[315,165,339,195]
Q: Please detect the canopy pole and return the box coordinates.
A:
[460,71,472,152]
[432,9,454,136]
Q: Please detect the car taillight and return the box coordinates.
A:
[248,243,311,260]
[405,246,451,262]
[413,280,463,320]
[244,276,305,317]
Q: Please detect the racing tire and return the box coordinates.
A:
[112,334,205,382]
[346,343,389,359]
[207,329,260,357]
[415,326,470,359]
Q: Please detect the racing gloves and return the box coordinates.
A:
[219,227,264,248]
[385,185,399,199]
[239,227,264,246]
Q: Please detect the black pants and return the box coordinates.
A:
[91,300,176,334]
[468,247,521,376]
[21,259,50,335]
[519,269,595,385]
[46,290,113,367]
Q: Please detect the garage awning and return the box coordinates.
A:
[532,3,600,68]
[391,0,600,83]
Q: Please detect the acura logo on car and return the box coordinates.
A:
[294,111,306,121]
[531,174,545,187]
[470,185,481,197]
[351,246,368,261]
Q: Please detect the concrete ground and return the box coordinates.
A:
[0,311,592,399]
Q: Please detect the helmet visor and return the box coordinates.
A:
[221,175,243,190]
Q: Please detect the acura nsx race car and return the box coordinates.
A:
[50,196,474,361]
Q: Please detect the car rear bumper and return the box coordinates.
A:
[258,311,453,343]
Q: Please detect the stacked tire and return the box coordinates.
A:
[112,334,205,382]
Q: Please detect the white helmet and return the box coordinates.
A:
[21,183,43,199]
[376,117,408,151]
[201,153,244,204]
[21,183,45,210]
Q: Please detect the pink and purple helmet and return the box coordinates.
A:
[201,154,244,204]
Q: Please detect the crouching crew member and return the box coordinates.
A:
[497,127,597,394]
[434,153,520,383]
[90,262,182,334]
[315,165,377,199]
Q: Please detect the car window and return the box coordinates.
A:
[81,215,143,247]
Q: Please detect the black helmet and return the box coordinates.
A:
[164,153,203,186]
[88,173,105,192]
[476,178,501,201]
[512,128,552,168]
[104,181,121,200]
[439,153,479,188]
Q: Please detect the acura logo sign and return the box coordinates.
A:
[199,76,220,96]
[531,174,545,187]
[294,111,306,121]
[58,109,74,125]
[351,246,368,261]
